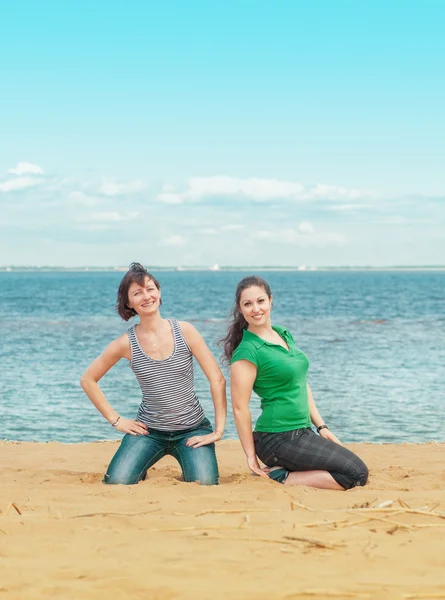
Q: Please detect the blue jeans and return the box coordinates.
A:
[104,417,219,486]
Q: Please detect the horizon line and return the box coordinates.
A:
[1,264,445,272]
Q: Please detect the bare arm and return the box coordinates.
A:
[230,360,269,477]
[80,334,148,436]
[180,322,227,447]
[307,383,342,445]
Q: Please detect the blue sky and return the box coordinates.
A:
[1,0,444,266]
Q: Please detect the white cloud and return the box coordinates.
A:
[299,221,315,234]
[221,224,245,231]
[0,176,45,192]
[200,228,218,235]
[99,178,146,196]
[156,176,372,204]
[375,216,407,225]
[329,203,372,211]
[85,211,139,222]
[8,162,44,175]
[68,191,102,207]
[79,223,112,231]
[162,235,188,246]
[157,192,182,204]
[251,230,274,240]
[251,228,345,247]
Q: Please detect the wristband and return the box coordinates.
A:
[111,416,121,427]
[316,424,329,434]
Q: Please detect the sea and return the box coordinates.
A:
[1,270,444,444]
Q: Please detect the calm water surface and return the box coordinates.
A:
[1,270,444,443]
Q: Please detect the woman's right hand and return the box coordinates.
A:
[246,455,270,478]
[114,418,149,436]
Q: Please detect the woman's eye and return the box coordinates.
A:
[259,299,264,303]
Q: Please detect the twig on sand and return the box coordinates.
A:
[290,501,315,512]
[405,508,445,519]
[0,528,7,535]
[345,507,445,519]
[6,503,22,516]
[283,535,345,549]
[363,538,376,561]
[403,594,445,599]
[398,498,411,509]
[293,519,351,528]
[149,524,247,532]
[376,500,394,509]
[70,508,160,519]
[197,534,342,549]
[195,508,279,516]
[286,590,371,598]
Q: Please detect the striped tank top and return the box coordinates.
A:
[128,319,205,431]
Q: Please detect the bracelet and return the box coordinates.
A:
[111,416,121,427]
[316,424,329,434]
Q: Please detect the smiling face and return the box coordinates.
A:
[127,276,161,316]
[238,285,272,328]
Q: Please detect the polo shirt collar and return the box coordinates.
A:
[242,326,289,349]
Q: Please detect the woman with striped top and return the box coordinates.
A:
[80,262,226,485]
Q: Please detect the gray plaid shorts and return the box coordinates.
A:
[254,427,368,489]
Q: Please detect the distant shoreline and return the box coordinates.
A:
[1,266,445,273]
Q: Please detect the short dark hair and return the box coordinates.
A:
[116,262,161,321]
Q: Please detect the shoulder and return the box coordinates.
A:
[231,338,260,366]
[273,324,289,336]
[274,324,295,343]
[176,320,196,334]
[104,333,130,358]
[176,320,200,340]
[176,320,206,349]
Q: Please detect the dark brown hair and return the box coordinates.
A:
[116,262,161,321]
[220,275,272,363]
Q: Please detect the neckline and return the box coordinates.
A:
[133,319,176,362]
[245,325,290,353]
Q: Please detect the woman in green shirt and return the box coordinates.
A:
[222,276,368,490]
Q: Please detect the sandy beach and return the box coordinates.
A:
[1,440,445,600]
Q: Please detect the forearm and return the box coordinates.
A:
[307,384,324,428]
[80,378,119,424]
[232,406,256,458]
[209,378,227,437]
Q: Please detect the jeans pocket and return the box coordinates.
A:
[262,452,280,467]
[200,417,212,431]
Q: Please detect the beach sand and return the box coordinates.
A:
[1,440,445,600]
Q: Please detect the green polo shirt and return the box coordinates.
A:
[231,325,311,432]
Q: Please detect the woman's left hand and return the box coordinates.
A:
[319,428,343,446]
[186,432,222,448]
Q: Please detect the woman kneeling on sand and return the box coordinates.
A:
[81,262,226,486]
[222,275,368,490]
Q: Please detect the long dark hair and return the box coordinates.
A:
[221,275,272,364]
[116,262,161,321]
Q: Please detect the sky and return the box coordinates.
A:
[0,0,444,267]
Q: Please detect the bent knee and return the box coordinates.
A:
[103,471,140,485]
[349,462,369,489]
[185,473,219,486]
[357,463,369,487]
